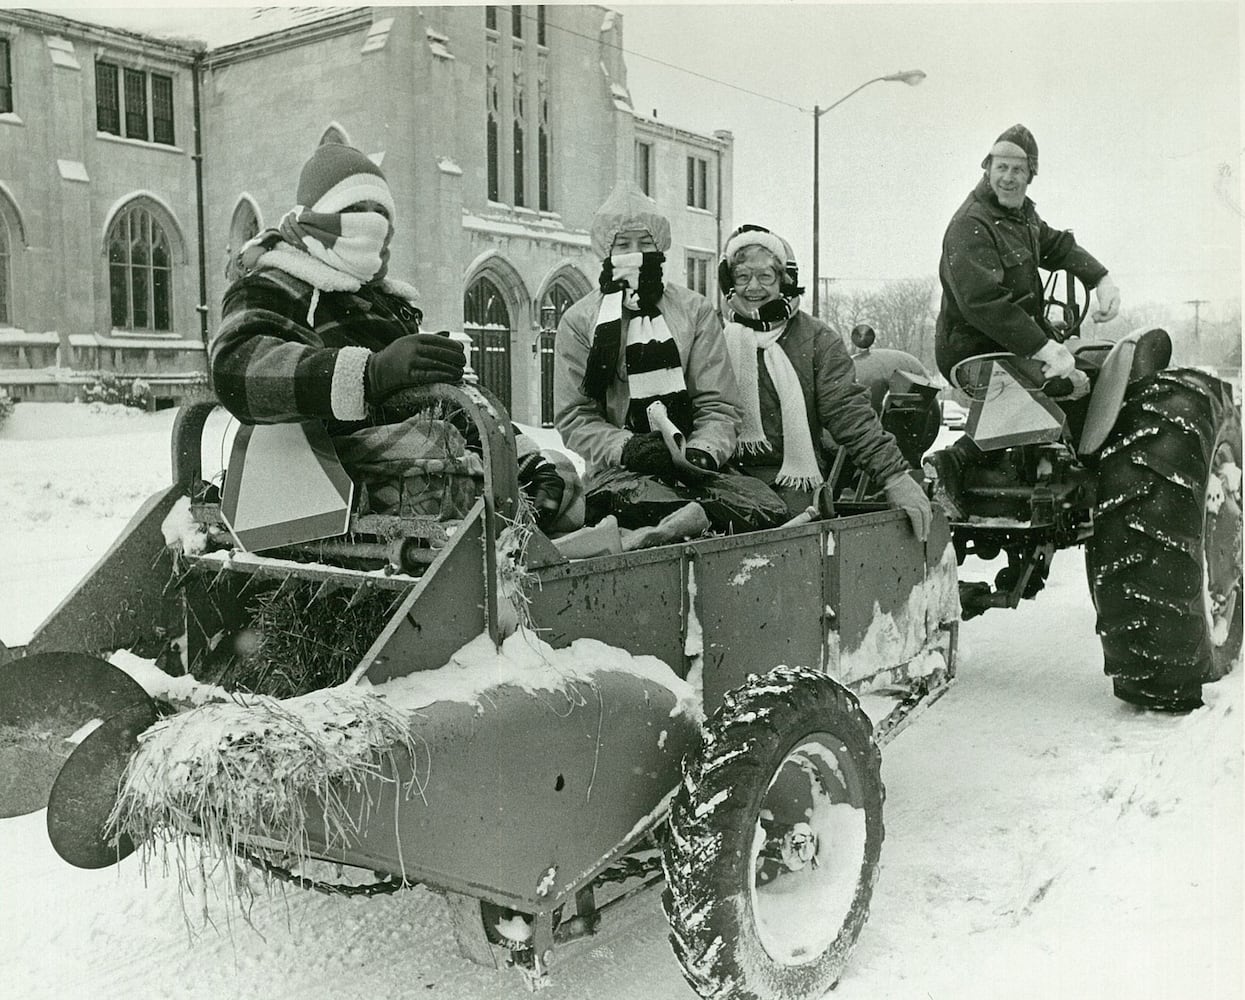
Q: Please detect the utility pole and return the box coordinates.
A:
[1186,299,1208,341]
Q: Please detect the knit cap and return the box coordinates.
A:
[981,124,1038,177]
[296,143,396,217]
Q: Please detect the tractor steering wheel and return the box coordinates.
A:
[1041,269,1092,342]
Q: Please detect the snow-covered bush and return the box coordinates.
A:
[0,390,13,429]
[79,374,152,410]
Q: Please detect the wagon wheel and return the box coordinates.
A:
[1087,369,1243,710]
[661,666,884,1000]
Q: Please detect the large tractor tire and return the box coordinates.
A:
[661,666,883,1000]
[1087,369,1243,711]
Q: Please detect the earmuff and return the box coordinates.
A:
[718,224,805,299]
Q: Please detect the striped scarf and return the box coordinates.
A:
[581,252,693,435]
[723,310,822,491]
[278,207,391,285]
[726,290,800,333]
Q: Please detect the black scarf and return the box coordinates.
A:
[581,252,666,404]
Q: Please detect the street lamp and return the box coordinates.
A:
[811,69,926,315]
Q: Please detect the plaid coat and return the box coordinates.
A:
[211,240,585,530]
[210,242,423,431]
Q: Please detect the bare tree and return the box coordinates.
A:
[816,283,874,339]
[819,277,938,371]
[1088,301,1176,341]
[867,278,938,366]
[1074,297,1242,372]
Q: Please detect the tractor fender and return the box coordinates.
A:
[1077,327,1173,456]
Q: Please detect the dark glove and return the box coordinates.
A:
[675,448,719,486]
[517,454,566,532]
[684,449,718,473]
[620,431,676,477]
[365,333,466,404]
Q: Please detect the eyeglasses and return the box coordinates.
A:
[731,270,779,288]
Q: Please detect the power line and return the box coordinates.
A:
[516,8,807,114]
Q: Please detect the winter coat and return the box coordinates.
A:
[211,240,424,432]
[935,177,1108,379]
[212,239,584,527]
[732,311,910,488]
[554,283,741,486]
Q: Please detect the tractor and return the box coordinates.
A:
[851,270,1242,712]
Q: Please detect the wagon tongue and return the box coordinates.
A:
[0,652,154,820]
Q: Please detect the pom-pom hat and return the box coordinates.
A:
[296,143,396,217]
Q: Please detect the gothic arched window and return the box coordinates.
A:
[107,202,173,332]
[463,275,513,409]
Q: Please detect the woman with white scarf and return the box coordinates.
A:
[554,186,790,535]
[719,225,932,540]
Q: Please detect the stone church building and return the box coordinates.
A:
[0,5,734,425]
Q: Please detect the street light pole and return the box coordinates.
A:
[813,105,822,312]
[810,69,926,317]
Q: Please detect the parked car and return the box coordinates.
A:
[941,399,969,429]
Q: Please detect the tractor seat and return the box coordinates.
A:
[949,329,1172,397]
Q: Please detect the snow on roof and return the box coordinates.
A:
[41,6,351,50]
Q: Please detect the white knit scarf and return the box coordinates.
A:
[724,320,822,490]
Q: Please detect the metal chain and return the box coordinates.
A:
[595,851,665,886]
[235,845,664,900]
[237,848,419,898]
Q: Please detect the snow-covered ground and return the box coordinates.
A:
[1,402,1241,1000]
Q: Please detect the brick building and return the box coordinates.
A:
[0,6,734,423]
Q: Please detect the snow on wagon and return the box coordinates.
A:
[1,383,957,999]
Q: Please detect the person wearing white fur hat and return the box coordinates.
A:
[719,224,932,540]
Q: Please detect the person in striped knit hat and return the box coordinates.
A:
[212,142,465,426]
[718,224,932,539]
[211,142,582,533]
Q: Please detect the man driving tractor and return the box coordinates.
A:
[924,123,1121,519]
